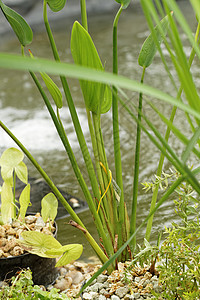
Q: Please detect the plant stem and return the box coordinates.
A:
[130,67,146,251]
[112,5,127,259]
[0,120,110,266]
[80,0,88,31]
[43,1,100,202]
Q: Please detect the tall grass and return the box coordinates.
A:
[0,0,200,275]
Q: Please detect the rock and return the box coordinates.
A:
[54,277,72,291]
[96,274,108,283]
[115,286,130,298]
[66,270,84,285]
[111,295,120,300]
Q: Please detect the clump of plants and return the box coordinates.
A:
[0,268,70,299]
[0,0,200,294]
[132,171,200,299]
[0,147,83,267]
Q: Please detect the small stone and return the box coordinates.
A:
[97,274,108,283]
[115,286,129,298]
[67,270,84,285]
[133,293,140,299]
[111,295,120,300]
[25,215,37,224]
[54,277,72,291]
[98,295,107,300]
[82,292,93,299]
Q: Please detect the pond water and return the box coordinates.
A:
[0,1,197,262]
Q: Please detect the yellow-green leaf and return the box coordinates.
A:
[19,231,62,258]
[15,161,28,184]
[41,193,58,223]
[0,1,33,46]
[0,148,24,168]
[1,182,14,224]
[19,184,30,221]
[41,72,63,108]
[55,244,83,267]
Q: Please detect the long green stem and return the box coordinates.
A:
[80,0,88,31]
[112,5,124,213]
[43,1,100,202]
[130,67,146,251]
[112,5,127,260]
[29,69,115,261]
[0,120,109,265]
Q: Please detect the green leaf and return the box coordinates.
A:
[19,231,62,258]
[41,73,63,108]
[71,21,111,114]
[0,1,33,46]
[114,0,131,9]
[1,182,14,223]
[138,13,170,68]
[15,161,28,184]
[41,193,58,223]
[1,165,13,185]
[0,148,24,185]
[19,184,30,221]
[0,148,24,168]
[46,0,66,12]
[55,244,83,267]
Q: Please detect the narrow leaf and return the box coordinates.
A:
[138,13,171,68]
[41,193,58,222]
[1,182,14,223]
[19,184,30,221]
[46,0,66,12]
[0,1,33,46]
[41,73,63,108]
[181,126,200,164]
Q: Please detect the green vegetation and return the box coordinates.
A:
[0,1,200,297]
[0,147,83,267]
[0,268,70,299]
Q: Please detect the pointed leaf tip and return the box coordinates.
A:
[0,2,32,46]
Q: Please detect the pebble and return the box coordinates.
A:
[46,261,161,299]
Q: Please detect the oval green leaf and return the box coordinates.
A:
[0,147,24,168]
[71,21,111,114]
[41,72,63,108]
[15,161,28,184]
[19,184,30,221]
[0,1,33,46]
[138,14,170,68]
[46,0,66,12]
[41,192,58,223]
[19,231,62,257]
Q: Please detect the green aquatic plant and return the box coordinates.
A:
[0,0,200,281]
[0,147,83,267]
